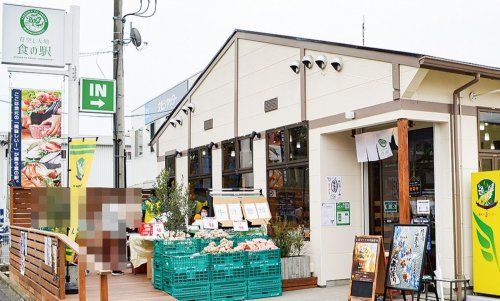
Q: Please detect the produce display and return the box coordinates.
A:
[194,229,229,239]
[202,238,235,253]
[235,238,278,252]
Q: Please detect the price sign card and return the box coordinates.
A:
[153,223,165,236]
[214,204,230,221]
[243,203,259,220]
[203,217,219,230]
[255,202,271,219]
[228,203,244,221]
[233,220,249,232]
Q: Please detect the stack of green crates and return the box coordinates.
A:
[246,249,282,299]
[163,253,211,301]
[210,252,248,301]
[196,237,224,251]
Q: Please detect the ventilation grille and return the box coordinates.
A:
[204,119,213,130]
[264,98,278,112]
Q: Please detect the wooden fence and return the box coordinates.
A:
[9,226,80,301]
[9,187,32,227]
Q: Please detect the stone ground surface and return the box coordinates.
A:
[0,278,24,301]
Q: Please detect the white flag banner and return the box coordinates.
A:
[355,128,397,162]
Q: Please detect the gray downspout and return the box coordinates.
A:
[450,73,480,299]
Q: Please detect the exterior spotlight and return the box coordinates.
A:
[290,60,300,74]
[315,55,327,70]
[169,121,176,128]
[250,131,261,140]
[208,142,218,149]
[181,105,189,114]
[175,116,183,125]
[302,55,314,69]
[187,103,195,113]
[330,57,343,71]
[174,150,181,157]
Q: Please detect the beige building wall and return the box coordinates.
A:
[238,40,301,135]
[253,137,267,195]
[190,43,236,148]
[212,148,222,191]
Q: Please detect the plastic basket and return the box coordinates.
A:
[165,283,211,301]
[164,253,210,271]
[211,265,247,282]
[246,277,282,299]
[163,269,210,287]
[160,239,198,255]
[246,249,281,264]
[211,281,247,301]
[196,237,228,251]
[210,252,247,269]
[153,255,164,269]
[247,263,281,279]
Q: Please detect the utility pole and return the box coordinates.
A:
[113,0,125,188]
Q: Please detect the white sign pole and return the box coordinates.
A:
[67,5,80,138]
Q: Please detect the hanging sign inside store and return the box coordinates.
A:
[80,78,116,113]
[2,4,66,67]
[383,201,398,213]
[471,171,500,296]
[416,200,430,215]
[336,202,351,226]
[384,225,428,294]
[213,204,230,221]
[348,235,386,301]
[326,176,342,200]
[409,179,422,197]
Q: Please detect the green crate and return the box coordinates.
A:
[164,253,210,271]
[196,237,228,251]
[211,281,247,291]
[166,283,211,301]
[211,288,246,301]
[247,263,281,279]
[153,255,164,269]
[246,249,280,265]
[246,278,282,299]
[163,269,210,287]
[210,252,247,269]
[211,265,247,282]
[160,239,198,255]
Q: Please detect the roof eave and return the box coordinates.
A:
[419,56,500,80]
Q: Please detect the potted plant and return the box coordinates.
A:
[270,218,310,280]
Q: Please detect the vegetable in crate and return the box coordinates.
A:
[202,238,235,253]
[235,238,278,251]
[194,229,229,239]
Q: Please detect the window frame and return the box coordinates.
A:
[221,135,254,188]
[188,146,212,180]
[164,153,176,181]
[135,129,144,158]
[266,122,309,169]
[477,107,500,154]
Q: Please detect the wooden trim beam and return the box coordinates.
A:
[300,47,306,121]
[397,118,410,224]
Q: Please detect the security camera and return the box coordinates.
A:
[250,131,261,140]
[289,60,300,74]
[331,57,343,72]
[175,116,183,125]
[315,55,327,70]
[187,103,195,113]
[302,55,314,69]
[181,105,189,114]
[169,121,176,128]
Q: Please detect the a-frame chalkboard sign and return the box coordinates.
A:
[348,235,386,301]
[383,224,429,301]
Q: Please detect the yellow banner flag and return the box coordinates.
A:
[471,171,500,296]
[68,139,96,242]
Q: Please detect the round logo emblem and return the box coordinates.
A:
[20,9,48,35]
[378,139,387,147]
[477,179,497,209]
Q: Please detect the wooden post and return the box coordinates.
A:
[147,254,152,279]
[99,270,111,301]
[397,119,410,224]
[78,261,87,301]
[58,240,66,300]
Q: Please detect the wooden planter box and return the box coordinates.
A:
[281,255,311,280]
[282,277,318,292]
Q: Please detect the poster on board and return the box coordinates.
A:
[20,231,27,275]
[321,203,336,226]
[385,224,428,292]
[326,176,342,200]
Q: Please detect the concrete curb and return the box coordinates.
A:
[0,271,31,301]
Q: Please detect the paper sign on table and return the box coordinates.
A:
[228,203,244,221]
[44,237,52,266]
[233,220,249,231]
[203,217,219,230]
[153,223,165,236]
[255,202,271,219]
[214,204,230,221]
[243,203,259,220]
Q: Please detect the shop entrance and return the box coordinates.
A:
[367,127,435,260]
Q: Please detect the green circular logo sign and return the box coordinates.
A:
[378,139,387,147]
[477,179,497,209]
[20,9,48,35]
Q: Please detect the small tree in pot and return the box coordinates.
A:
[270,218,310,280]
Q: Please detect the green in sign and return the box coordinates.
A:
[80,78,116,113]
[336,202,350,226]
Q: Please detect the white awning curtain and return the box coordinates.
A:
[355,127,398,163]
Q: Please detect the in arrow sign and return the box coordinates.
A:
[90,99,105,108]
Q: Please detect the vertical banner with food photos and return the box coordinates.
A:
[10,88,62,187]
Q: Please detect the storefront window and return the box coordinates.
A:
[165,154,176,185]
[222,137,254,189]
[266,122,309,235]
[222,140,236,171]
[289,126,308,161]
[189,146,213,216]
[189,177,212,215]
[189,150,199,176]
[201,148,212,175]
[267,130,285,164]
[479,110,500,151]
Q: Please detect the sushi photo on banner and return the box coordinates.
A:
[10,88,63,187]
